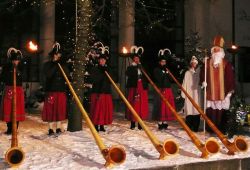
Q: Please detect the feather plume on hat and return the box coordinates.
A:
[98,43,109,60]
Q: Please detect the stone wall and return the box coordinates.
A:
[184,0,250,103]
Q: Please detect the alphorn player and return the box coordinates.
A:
[152,49,176,130]
[200,35,235,133]
[0,48,25,135]
[42,42,68,135]
[182,56,201,132]
[90,45,113,132]
[125,46,149,130]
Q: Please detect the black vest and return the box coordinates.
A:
[126,65,148,89]
[153,66,171,88]
[43,61,68,92]
[0,63,23,86]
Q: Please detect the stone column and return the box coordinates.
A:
[39,0,55,82]
[184,0,232,48]
[118,0,135,93]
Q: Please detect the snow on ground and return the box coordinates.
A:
[0,112,250,170]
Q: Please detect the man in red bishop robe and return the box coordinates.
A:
[200,35,235,133]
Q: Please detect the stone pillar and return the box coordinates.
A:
[118,0,135,93]
[184,0,232,48]
[39,0,55,83]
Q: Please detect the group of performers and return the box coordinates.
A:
[0,35,234,136]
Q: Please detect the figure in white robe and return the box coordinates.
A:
[182,56,201,132]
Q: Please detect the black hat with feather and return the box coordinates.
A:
[158,48,171,61]
[49,42,62,56]
[130,46,144,59]
[7,47,23,61]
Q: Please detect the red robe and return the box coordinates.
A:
[200,58,235,131]
[203,59,235,101]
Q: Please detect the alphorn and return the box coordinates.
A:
[165,67,248,154]
[5,65,25,167]
[104,71,179,160]
[57,63,126,168]
[140,67,220,158]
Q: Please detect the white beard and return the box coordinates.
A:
[212,50,225,67]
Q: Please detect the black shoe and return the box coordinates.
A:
[48,129,54,136]
[5,122,12,135]
[130,121,135,130]
[138,123,142,130]
[95,125,99,132]
[56,128,62,134]
[100,125,106,132]
[4,130,12,135]
[158,124,164,130]
[163,123,168,129]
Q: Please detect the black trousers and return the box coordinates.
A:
[6,122,19,132]
[185,115,200,132]
[206,108,227,133]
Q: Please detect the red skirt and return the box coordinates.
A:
[42,92,67,121]
[153,88,176,121]
[0,86,25,122]
[90,93,113,125]
[126,80,149,121]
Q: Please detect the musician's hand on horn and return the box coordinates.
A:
[201,81,207,89]
[12,60,20,67]
[137,63,142,69]
[100,65,108,72]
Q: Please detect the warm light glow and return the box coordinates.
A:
[231,45,237,50]
[28,41,38,51]
[122,47,128,54]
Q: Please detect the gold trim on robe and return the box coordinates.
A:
[208,59,225,101]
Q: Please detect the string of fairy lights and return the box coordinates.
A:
[73,0,93,101]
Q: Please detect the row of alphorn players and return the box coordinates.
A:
[0,45,196,135]
[1,39,248,168]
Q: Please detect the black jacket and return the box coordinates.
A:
[126,65,148,89]
[43,61,69,92]
[90,65,112,94]
[153,65,171,88]
[0,63,23,86]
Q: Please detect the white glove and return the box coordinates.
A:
[201,81,207,89]
[226,91,234,98]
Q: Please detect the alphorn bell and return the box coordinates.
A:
[165,67,248,154]
[57,63,126,168]
[104,71,179,160]
[140,67,220,158]
[5,65,25,167]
